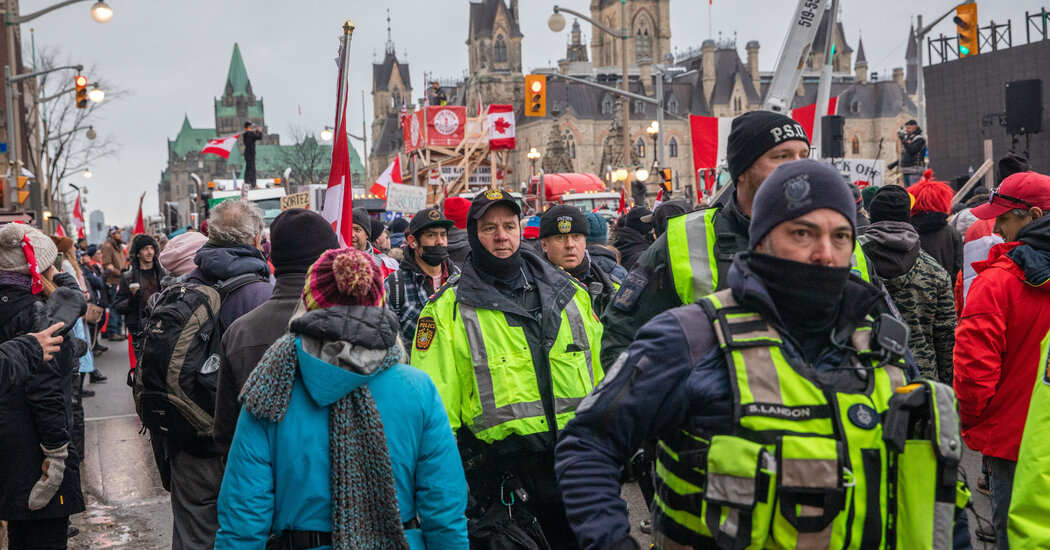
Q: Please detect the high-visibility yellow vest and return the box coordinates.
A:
[652,288,968,549]
[666,209,873,305]
[1008,329,1050,547]
[411,279,604,445]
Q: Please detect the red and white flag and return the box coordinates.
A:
[399,96,407,128]
[653,189,664,210]
[54,222,67,237]
[72,192,85,240]
[370,155,402,199]
[487,104,516,150]
[200,133,241,159]
[133,192,146,235]
[321,30,355,247]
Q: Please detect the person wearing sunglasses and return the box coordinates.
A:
[955,170,1050,546]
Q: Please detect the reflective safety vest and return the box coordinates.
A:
[1008,329,1050,547]
[666,209,873,305]
[652,289,968,549]
[411,281,604,445]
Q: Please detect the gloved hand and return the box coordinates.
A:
[608,536,641,550]
[28,443,68,510]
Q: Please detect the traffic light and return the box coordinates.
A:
[16,176,29,206]
[954,4,978,57]
[74,75,88,108]
[661,168,673,192]
[525,75,546,117]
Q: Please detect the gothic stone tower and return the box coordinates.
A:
[464,0,524,109]
[589,0,670,67]
[214,43,266,137]
[371,47,412,145]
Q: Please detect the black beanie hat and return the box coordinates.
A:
[352,208,372,240]
[369,218,385,243]
[998,151,1031,184]
[539,205,589,239]
[749,159,857,248]
[269,208,340,276]
[389,217,410,235]
[130,234,158,260]
[623,207,653,236]
[727,111,810,183]
[868,186,913,224]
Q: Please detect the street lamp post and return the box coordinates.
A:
[527,147,542,212]
[550,2,629,174]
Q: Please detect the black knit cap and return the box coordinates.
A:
[369,219,386,243]
[868,186,913,224]
[130,234,158,259]
[269,208,339,276]
[352,208,372,240]
[727,111,810,182]
[748,159,857,248]
[622,206,653,236]
[539,205,588,239]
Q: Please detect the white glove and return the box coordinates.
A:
[28,443,68,510]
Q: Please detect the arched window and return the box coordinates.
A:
[733,97,742,113]
[851,136,861,155]
[634,100,645,115]
[601,94,614,115]
[494,34,507,63]
[564,130,576,158]
[636,137,646,158]
[392,89,402,109]
[636,28,651,58]
[850,99,860,115]
[667,95,679,115]
[669,137,679,158]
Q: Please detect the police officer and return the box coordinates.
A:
[540,205,621,317]
[600,111,874,366]
[412,189,603,549]
[555,160,966,550]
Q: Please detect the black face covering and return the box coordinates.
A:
[747,252,851,340]
[468,219,522,280]
[562,252,591,282]
[418,245,449,267]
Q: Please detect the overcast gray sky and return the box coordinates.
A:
[23,0,1017,227]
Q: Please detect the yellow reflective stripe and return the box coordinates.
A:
[851,240,872,282]
[563,299,595,386]
[668,209,719,305]
[656,457,704,495]
[653,493,709,535]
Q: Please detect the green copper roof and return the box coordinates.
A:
[225,43,251,97]
[168,115,217,158]
[214,98,264,119]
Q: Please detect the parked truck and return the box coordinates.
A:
[525,173,620,219]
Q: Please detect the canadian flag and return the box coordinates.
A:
[487,104,516,150]
[370,155,402,199]
[322,31,356,248]
[653,188,664,210]
[72,192,85,240]
[689,98,839,178]
[200,133,241,159]
[54,222,67,237]
[133,192,146,235]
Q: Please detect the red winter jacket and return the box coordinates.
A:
[954,240,1050,460]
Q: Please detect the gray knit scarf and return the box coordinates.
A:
[240,333,410,550]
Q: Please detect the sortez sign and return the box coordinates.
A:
[280,191,311,211]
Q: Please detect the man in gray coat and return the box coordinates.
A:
[214,208,339,453]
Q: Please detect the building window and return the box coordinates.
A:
[851,136,860,155]
[565,130,576,158]
[668,96,679,115]
[636,137,646,158]
[494,35,507,63]
[601,94,614,115]
[733,97,742,113]
[636,28,651,59]
[634,101,645,115]
[392,89,402,110]
[669,137,679,157]
[850,99,860,115]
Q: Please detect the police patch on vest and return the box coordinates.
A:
[848,403,880,429]
[612,268,649,312]
[557,216,573,234]
[415,317,436,351]
[744,403,820,420]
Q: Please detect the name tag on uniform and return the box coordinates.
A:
[612,269,649,312]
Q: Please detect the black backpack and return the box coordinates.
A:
[133,273,265,440]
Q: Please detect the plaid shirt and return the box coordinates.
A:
[384,257,460,351]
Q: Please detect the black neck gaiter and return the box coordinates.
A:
[747,252,851,342]
[467,219,523,280]
[564,252,591,282]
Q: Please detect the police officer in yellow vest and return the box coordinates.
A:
[412,189,603,549]
[540,205,621,317]
[1008,329,1050,548]
[600,111,874,367]
[555,160,968,550]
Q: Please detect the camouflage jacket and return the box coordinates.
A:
[881,251,956,382]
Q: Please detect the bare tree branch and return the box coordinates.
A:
[279,123,331,191]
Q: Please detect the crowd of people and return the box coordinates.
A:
[1,109,1049,550]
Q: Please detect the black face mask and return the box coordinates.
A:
[418,245,448,267]
[747,252,851,338]
[468,219,522,280]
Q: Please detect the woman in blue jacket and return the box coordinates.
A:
[215,247,468,550]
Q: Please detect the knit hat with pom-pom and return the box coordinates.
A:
[302,248,384,311]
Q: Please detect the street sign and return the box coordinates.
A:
[385,183,427,214]
[280,191,311,211]
[0,211,36,226]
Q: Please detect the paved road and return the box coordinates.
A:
[65,337,991,549]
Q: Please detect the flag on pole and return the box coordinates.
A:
[487,104,516,150]
[618,187,627,215]
[72,192,85,240]
[399,96,407,128]
[653,188,664,210]
[321,25,356,248]
[133,192,146,235]
[54,222,67,237]
[371,156,401,199]
[200,133,241,159]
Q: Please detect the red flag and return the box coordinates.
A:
[321,30,355,248]
[72,192,85,240]
[200,133,241,159]
[133,192,145,235]
[54,222,67,237]
[371,156,402,199]
[789,97,839,142]
[487,104,516,150]
[618,187,627,215]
